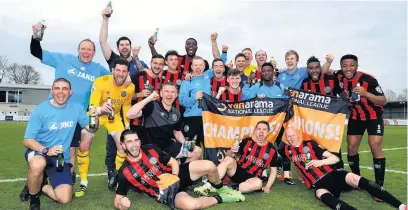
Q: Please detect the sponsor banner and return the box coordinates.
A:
[383,119,407,126]
[284,88,349,153]
[5,116,13,121]
[202,94,288,164]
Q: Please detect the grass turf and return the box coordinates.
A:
[0,122,406,209]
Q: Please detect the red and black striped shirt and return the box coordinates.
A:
[131,71,163,126]
[161,70,185,112]
[301,74,338,96]
[220,88,242,102]
[279,140,333,189]
[211,76,227,97]
[116,145,172,197]
[335,71,384,121]
[237,138,278,177]
[177,55,209,74]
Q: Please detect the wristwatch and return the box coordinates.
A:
[41,147,49,155]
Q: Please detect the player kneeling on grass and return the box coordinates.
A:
[194,120,278,195]
[75,58,135,197]
[114,129,245,210]
[23,78,99,210]
[279,127,407,210]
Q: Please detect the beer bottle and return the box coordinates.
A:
[152,28,159,41]
[106,1,113,18]
[182,141,189,157]
[56,145,64,172]
[89,104,96,129]
[107,97,115,121]
[34,20,46,41]
[189,135,197,152]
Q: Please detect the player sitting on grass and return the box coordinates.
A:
[194,120,278,195]
[279,127,407,210]
[113,129,245,210]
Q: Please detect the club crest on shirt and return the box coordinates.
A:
[325,86,332,93]
[339,81,344,89]
[184,125,190,132]
[121,91,127,97]
[375,86,383,94]
[263,153,269,160]
[150,157,157,165]
[172,113,178,121]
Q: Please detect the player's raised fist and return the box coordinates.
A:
[32,22,46,36]
[326,53,334,62]
[132,46,141,57]
[222,44,229,52]
[101,8,112,18]
[210,32,218,41]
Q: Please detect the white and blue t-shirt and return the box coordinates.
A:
[24,100,89,162]
[42,50,111,110]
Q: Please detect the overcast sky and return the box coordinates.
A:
[0,0,406,93]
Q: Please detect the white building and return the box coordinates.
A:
[0,83,50,120]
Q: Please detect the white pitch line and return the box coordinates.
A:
[0,173,107,183]
[1,164,407,183]
[358,147,408,153]
[344,164,407,175]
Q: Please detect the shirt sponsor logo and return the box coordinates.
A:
[67,67,95,81]
[48,121,74,131]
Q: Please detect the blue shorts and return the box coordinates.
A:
[70,123,82,147]
[25,150,72,189]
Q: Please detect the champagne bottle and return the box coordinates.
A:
[34,20,46,41]
[89,104,96,129]
[56,145,64,172]
[106,1,113,18]
[107,97,115,121]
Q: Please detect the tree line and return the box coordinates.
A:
[0,56,42,84]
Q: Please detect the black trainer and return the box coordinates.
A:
[108,170,118,192]
[283,177,296,185]
[29,203,40,210]
[19,182,29,202]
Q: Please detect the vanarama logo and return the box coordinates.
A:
[227,100,274,109]
[289,89,331,104]
[217,100,275,115]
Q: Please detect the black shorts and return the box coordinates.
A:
[347,118,384,136]
[164,143,183,158]
[178,163,193,191]
[70,123,82,147]
[230,165,256,184]
[314,169,352,198]
[181,116,204,148]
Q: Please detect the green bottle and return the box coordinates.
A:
[35,20,46,41]
[106,1,113,18]
[234,134,240,147]
[56,145,64,172]
[89,104,96,129]
[152,28,159,41]
[189,135,197,152]
[107,97,115,121]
